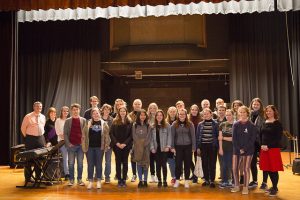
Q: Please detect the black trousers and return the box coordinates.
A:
[114,147,130,181]
[200,143,217,182]
[250,149,259,182]
[154,148,168,182]
[24,135,45,181]
[175,145,192,180]
[150,151,156,176]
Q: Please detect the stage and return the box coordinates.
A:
[0,152,299,200]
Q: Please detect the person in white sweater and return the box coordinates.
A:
[55,106,70,180]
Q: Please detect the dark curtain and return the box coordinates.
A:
[18,19,103,144]
[288,11,300,144]
[0,11,18,164]
[229,12,299,148]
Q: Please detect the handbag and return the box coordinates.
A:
[194,156,204,178]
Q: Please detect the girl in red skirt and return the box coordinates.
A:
[259,105,283,197]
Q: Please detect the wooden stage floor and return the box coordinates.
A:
[0,152,299,200]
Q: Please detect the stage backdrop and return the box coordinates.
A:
[17,19,104,144]
[229,12,300,141]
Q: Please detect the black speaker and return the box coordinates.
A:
[292,158,300,174]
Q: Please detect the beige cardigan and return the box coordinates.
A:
[82,119,110,153]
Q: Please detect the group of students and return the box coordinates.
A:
[21,96,284,197]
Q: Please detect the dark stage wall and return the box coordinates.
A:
[0,12,14,164]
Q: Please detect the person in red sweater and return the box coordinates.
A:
[64,103,86,186]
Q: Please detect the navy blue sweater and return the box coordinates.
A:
[232,120,258,155]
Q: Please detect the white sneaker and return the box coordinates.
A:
[96,181,101,189]
[184,180,190,188]
[150,175,156,183]
[131,175,137,182]
[87,181,93,190]
[173,180,180,188]
[154,176,158,183]
[78,179,85,186]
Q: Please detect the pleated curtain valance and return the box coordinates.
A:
[277,0,300,11]
[4,0,274,22]
[0,0,298,22]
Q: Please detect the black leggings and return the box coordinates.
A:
[150,152,156,176]
[267,171,279,190]
[175,145,192,180]
[262,171,269,183]
[250,150,258,182]
[114,147,130,181]
[154,149,168,182]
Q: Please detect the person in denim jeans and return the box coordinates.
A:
[64,103,86,186]
[218,109,235,188]
[166,106,177,185]
[82,108,110,189]
[100,104,114,183]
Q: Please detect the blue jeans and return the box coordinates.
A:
[137,165,149,181]
[104,148,112,179]
[222,150,233,183]
[68,145,84,181]
[167,157,176,178]
[87,147,104,181]
[60,145,69,175]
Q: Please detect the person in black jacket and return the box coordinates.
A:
[110,106,132,187]
[248,98,265,189]
[259,105,283,197]
[44,107,58,146]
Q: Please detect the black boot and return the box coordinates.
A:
[138,181,143,188]
[143,181,148,187]
[163,181,168,187]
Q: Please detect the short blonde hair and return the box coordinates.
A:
[89,96,99,102]
[238,105,250,117]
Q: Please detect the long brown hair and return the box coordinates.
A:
[264,105,280,120]
[188,104,201,122]
[174,109,191,128]
[231,100,243,112]
[113,106,131,125]
[154,109,167,128]
[249,97,264,117]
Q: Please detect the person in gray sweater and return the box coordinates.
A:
[171,109,196,188]
[150,110,172,187]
